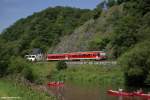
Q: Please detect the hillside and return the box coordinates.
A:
[0,0,150,86]
[51,0,150,85]
[0,6,93,58]
[51,5,123,53]
[52,0,150,59]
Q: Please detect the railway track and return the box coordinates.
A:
[65,61,117,65]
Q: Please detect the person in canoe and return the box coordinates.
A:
[136,88,143,94]
[118,88,123,92]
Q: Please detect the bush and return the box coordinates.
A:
[119,41,150,85]
[56,61,67,71]
[110,15,140,58]
[21,67,34,82]
[89,37,110,51]
[0,61,9,77]
[9,56,29,73]
[8,56,34,82]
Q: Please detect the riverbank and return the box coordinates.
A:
[0,79,56,100]
[49,63,124,86]
[0,62,124,100]
[28,62,124,86]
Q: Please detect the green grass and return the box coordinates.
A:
[50,64,124,86]
[29,62,56,84]
[0,79,56,100]
[29,62,124,86]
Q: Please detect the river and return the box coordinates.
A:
[48,82,150,100]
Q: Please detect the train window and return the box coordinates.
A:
[83,54,86,57]
[93,54,96,56]
[101,53,106,56]
[32,56,35,58]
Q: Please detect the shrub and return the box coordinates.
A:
[21,67,34,82]
[56,61,67,71]
[0,61,9,77]
[9,56,29,73]
[119,41,150,85]
[8,56,34,82]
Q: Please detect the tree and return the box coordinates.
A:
[107,0,117,7]
[93,3,103,19]
[0,61,9,77]
[21,66,34,82]
[110,15,141,57]
[56,61,67,71]
[119,41,150,85]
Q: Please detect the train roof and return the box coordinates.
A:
[47,51,105,55]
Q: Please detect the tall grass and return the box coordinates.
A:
[28,61,124,86]
[0,79,56,100]
[50,64,124,86]
[28,62,124,86]
[29,62,56,84]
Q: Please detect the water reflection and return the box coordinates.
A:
[48,82,150,100]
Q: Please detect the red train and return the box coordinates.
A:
[47,51,106,61]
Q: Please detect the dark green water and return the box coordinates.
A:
[48,83,150,100]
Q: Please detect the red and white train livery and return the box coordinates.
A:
[47,51,106,61]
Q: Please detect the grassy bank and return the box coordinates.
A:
[49,64,124,86]
[29,62,56,84]
[0,79,56,100]
[29,62,124,86]
[0,62,124,100]
[27,62,124,86]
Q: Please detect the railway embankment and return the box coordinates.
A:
[24,61,121,85]
[47,62,124,86]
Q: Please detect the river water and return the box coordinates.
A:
[48,82,150,100]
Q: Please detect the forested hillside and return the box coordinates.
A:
[49,0,150,85]
[0,6,93,58]
[53,0,150,58]
[0,0,150,85]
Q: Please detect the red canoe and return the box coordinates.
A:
[47,82,64,87]
[134,92,150,98]
[107,90,133,96]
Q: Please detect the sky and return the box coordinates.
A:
[0,0,102,32]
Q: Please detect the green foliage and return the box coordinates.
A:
[29,62,56,84]
[9,57,29,73]
[105,0,150,58]
[93,3,103,19]
[110,15,141,57]
[0,0,149,87]
[8,57,34,81]
[123,0,150,16]
[107,0,117,7]
[56,61,67,71]
[89,37,110,51]
[21,66,34,82]
[0,61,9,77]
[0,6,93,80]
[119,41,150,85]
[0,6,93,56]
[0,80,56,100]
[51,64,124,85]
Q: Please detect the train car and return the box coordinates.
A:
[47,51,106,61]
[47,53,67,60]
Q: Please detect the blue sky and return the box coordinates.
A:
[0,0,102,32]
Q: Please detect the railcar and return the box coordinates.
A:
[47,51,106,61]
